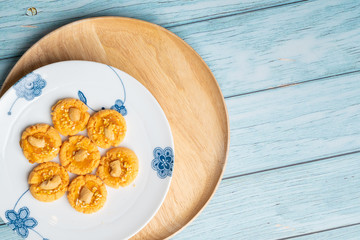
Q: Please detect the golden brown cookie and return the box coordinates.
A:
[59,135,100,175]
[20,124,62,164]
[97,147,139,188]
[51,98,90,136]
[28,162,69,202]
[87,110,126,148]
[67,175,107,214]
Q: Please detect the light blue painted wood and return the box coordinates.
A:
[224,71,360,177]
[170,0,360,97]
[0,57,18,85]
[173,153,360,239]
[0,0,300,59]
[0,225,20,240]
[1,0,360,98]
[291,224,360,240]
[0,0,297,29]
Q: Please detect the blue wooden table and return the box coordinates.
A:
[1,0,360,239]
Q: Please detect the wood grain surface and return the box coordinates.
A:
[169,0,360,97]
[175,152,360,239]
[292,224,360,240]
[0,0,299,59]
[225,71,360,177]
[1,0,360,239]
[0,17,229,239]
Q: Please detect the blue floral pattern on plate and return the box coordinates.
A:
[111,99,127,116]
[152,147,174,179]
[77,65,127,116]
[6,207,37,238]
[4,189,47,239]
[8,72,46,115]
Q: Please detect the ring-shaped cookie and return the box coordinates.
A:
[51,98,90,136]
[87,110,126,148]
[28,162,69,202]
[97,147,139,188]
[20,123,62,163]
[67,175,107,214]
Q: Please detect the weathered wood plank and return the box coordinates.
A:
[0,223,19,240]
[1,0,360,97]
[290,224,360,240]
[0,0,300,59]
[173,152,360,239]
[169,0,360,96]
[0,0,299,28]
[0,58,18,86]
[224,70,360,177]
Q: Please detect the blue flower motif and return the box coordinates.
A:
[76,66,127,115]
[5,207,38,238]
[8,72,47,115]
[13,72,46,101]
[111,99,127,116]
[151,147,174,179]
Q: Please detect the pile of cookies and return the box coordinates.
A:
[20,98,139,214]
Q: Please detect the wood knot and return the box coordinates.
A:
[26,7,37,16]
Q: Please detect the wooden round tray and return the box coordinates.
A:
[0,17,229,239]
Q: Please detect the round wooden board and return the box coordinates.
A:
[0,17,229,239]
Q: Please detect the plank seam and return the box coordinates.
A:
[224,69,360,99]
[166,0,311,28]
[0,55,21,61]
[222,150,360,180]
[278,222,360,239]
[1,0,310,31]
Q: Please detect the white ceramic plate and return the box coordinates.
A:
[0,61,174,240]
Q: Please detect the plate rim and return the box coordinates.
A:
[0,60,175,240]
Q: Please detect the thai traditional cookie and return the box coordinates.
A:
[20,124,62,163]
[59,135,100,175]
[87,110,126,148]
[67,175,107,214]
[28,162,69,202]
[51,98,90,136]
[97,147,139,188]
